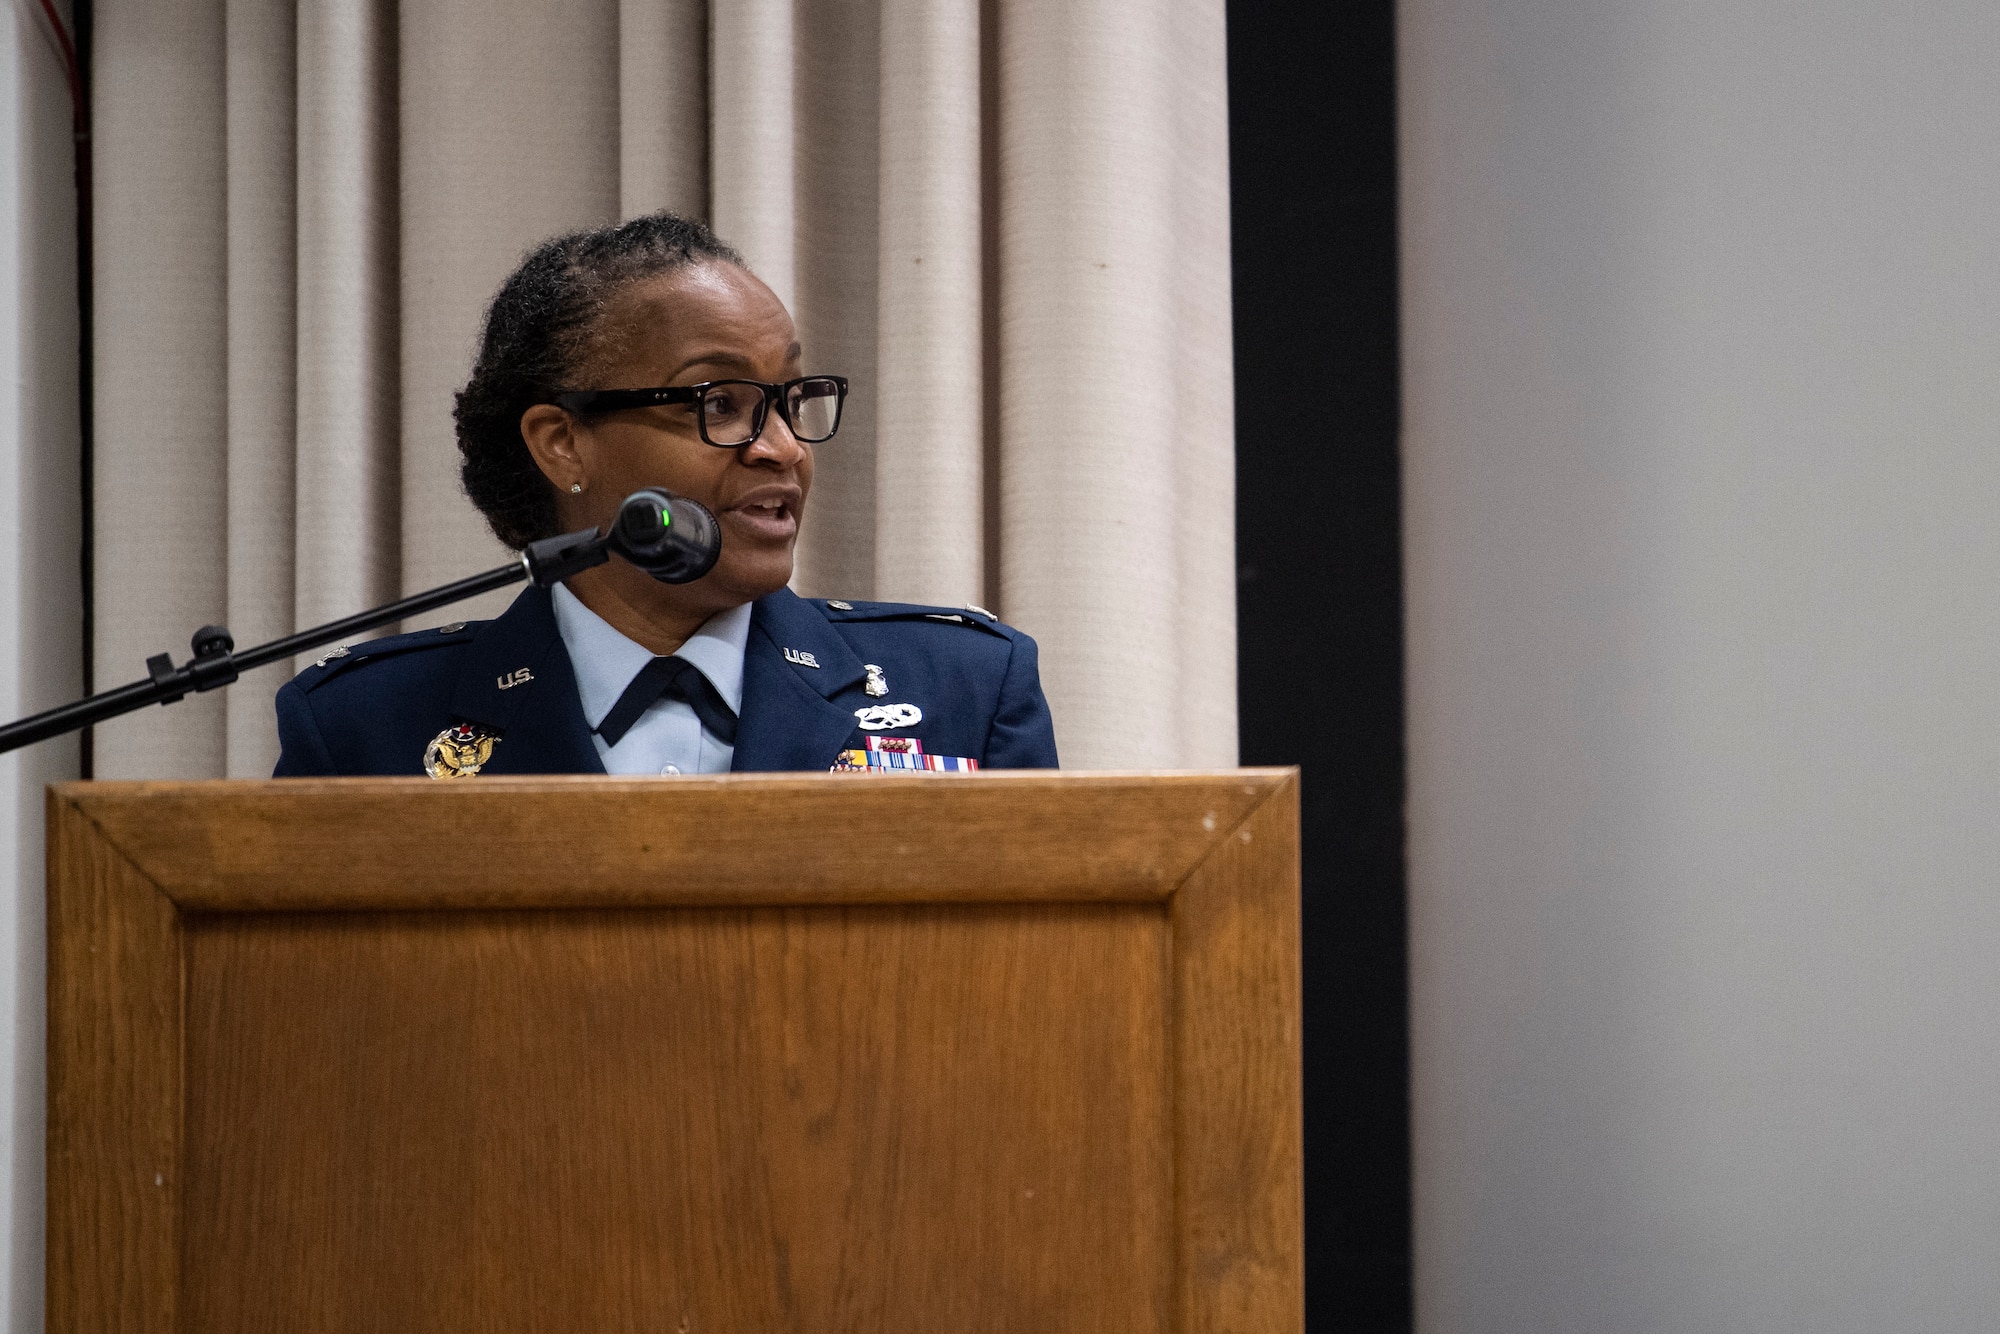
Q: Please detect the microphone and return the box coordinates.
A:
[520,488,723,587]
[608,487,723,584]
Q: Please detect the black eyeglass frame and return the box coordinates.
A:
[550,375,849,448]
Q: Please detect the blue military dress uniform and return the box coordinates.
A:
[273,584,1058,776]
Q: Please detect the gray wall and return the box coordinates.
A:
[0,3,82,1329]
[1401,0,2000,1328]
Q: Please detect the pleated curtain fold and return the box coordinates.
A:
[90,0,1234,776]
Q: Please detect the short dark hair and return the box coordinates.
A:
[454,211,744,549]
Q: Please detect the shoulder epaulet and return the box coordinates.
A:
[815,598,1016,637]
[297,619,483,691]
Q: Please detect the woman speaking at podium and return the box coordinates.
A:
[273,213,1057,779]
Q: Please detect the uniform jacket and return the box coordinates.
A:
[272,584,1058,776]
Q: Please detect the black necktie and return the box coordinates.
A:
[595,655,738,748]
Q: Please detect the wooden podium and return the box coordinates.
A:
[47,771,1300,1333]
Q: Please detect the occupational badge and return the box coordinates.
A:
[853,702,922,731]
[863,663,888,697]
[424,723,498,779]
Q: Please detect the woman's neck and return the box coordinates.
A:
[560,563,730,656]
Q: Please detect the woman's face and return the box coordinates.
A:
[520,260,814,623]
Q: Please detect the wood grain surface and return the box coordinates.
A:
[46,771,1301,1333]
[46,791,183,1333]
[183,905,1171,1332]
[1174,776,1306,1332]
[57,771,1279,911]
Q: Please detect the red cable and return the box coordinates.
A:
[33,0,85,136]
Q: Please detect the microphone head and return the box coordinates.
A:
[609,488,722,584]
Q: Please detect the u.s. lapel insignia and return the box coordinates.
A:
[863,663,888,697]
[784,647,821,668]
[424,723,498,779]
[496,666,535,690]
[854,702,922,731]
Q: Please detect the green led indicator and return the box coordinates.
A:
[659,508,671,528]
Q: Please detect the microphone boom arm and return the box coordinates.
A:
[0,522,615,758]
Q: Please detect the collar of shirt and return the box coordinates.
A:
[549,583,751,732]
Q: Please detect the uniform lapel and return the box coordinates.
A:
[733,588,865,772]
[449,585,604,775]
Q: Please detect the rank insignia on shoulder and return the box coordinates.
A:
[314,645,350,668]
[854,702,922,731]
[831,748,979,772]
[784,647,821,668]
[425,723,498,779]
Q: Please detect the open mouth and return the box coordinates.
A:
[725,499,798,538]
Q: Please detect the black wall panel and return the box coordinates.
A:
[1228,1,1409,1327]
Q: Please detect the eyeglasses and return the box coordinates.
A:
[551,375,848,448]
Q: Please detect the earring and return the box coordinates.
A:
[570,483,583,493]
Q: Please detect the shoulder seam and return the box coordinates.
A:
[814,598,1019,636]
[297,628,474,692]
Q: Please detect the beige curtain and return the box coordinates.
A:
[90,0,1234,776]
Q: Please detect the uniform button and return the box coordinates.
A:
[659,763,682,775]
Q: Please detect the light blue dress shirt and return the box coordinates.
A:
[549,583,751,775]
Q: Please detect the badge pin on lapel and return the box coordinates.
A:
[863,664,888,697]
[784,647,821,668]
[854,702,922,731]
[425,723,498,779]
[496,666,535,691]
